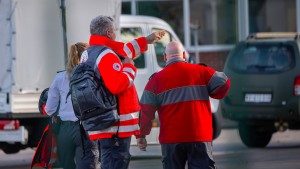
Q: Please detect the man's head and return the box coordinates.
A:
[164,41,186,62]
[90,15,116,40]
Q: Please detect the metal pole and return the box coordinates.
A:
[60,0,68,65]
[191,24,200,63]
[211,0,217,44]
[297,0,300,33]
[183,0,190,49]
[131,0,136,15]
[238,0,249,41]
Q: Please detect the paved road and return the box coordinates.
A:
[1,128,300,169]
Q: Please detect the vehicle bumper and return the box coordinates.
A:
[0,126,28,143]
[221,97,300,121]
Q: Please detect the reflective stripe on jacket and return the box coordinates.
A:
[88,111,140,140]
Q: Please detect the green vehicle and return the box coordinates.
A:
[221,33,300,147]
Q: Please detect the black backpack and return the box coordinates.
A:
[68,46,119,131]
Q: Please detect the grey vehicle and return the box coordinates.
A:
[221,32,300,147]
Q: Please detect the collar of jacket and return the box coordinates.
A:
[89,35,126,56]
[166,58,186,67]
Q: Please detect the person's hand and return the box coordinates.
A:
[122,56,134,65]
[136,138,147,151]
[146,30,166,44]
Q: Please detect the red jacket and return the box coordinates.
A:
[82,35,148,140]
[139,59,230,143]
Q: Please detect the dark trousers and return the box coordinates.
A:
[98,136,131,169]
[161,142,216,169]
[56,121,100,169]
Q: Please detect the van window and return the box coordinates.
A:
[152,28,172,67]
[120,27,145,68]
[229,43,295,73]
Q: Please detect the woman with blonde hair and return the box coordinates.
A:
[46,42,99,169]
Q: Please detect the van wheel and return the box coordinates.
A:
[212,113,221,140]
[238,123,272,148]
[0,142,21,154]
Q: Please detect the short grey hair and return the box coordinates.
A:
[90,15,114,36]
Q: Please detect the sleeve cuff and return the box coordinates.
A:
[123,63,137,72]
[136,37,148,53]
[135,134,146,139]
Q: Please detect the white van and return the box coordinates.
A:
[120,15,221,144]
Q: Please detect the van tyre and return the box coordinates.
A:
[238,123,272,148]
[212,113,221,140]
[0,142,21,154]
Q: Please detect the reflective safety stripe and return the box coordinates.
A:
[51,147,57,152]
[95,49,119,66]
[80,50,89,63]
[88,111,139,136]
[157,85,209,106]
[89,130,140,140]
[123,72,134,87]
[123,45,132,58]
[123,67,136,77]
[88,124,140,135]
[208,71,228,94]
[49,158,56,165]
[123,39,141,59]
[49,135,58,165]
[120,111,139,121]
[140,90,157,105]
[131,40,141,57]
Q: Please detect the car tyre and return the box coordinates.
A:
[1,142,21,154]
[212,113,222,140]
[238,122,272,148]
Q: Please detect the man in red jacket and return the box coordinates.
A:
[82,15,165,169]
[137,41,230,169]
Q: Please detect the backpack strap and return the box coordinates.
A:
[79,121,88,156]
[85,45,108,72]
[86,45,124,73]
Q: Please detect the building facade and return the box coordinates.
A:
[122,0,299,70]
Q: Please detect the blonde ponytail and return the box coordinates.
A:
[67,42,89,78]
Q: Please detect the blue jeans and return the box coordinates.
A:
[161,142,216,169]
[99,136,131,169]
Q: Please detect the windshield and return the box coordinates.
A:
[229,43,295,73]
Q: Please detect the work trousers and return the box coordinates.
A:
[98,136,131,169]
[56,121,100,169]
[161,142,216,169]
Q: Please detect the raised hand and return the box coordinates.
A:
[146,30,166,44]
